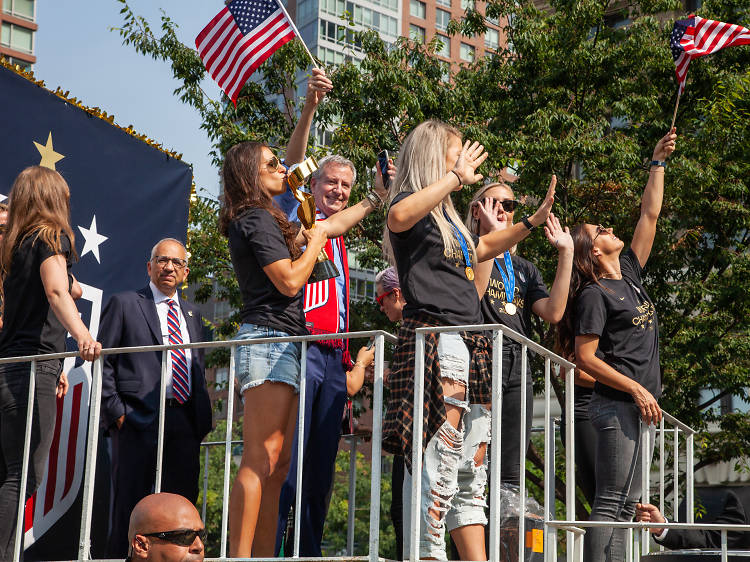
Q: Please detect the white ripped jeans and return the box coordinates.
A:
[402,333,492,560]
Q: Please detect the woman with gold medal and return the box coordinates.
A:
[466,181,574,491]
[381,120,555,561]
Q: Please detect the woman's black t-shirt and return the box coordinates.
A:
[227,208,308,336]
[575,248,661,402]
[0,233,73,358]
[387,192,482,327]
[480,255,549,339]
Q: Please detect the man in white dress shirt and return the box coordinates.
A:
[100,238,212,558]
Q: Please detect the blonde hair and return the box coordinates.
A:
[0,166,77,285]
[384,120,477,265]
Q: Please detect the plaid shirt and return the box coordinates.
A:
[382,313,492,471]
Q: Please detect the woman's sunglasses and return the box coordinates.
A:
[142,528,207,547]
[266,155,282,171]
[476,198,520,212]
[593,225,608,240]
[376,288,396,306]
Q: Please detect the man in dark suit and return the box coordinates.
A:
[100,238,212,557]
[636,491,750,550]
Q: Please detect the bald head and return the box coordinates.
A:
[127,493,204,561]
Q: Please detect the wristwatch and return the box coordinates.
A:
[649,160,667,168]
[365,190,383,209]
[521,216,535,230]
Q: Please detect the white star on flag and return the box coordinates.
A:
[0,193,6,203]
[78,215,108,263]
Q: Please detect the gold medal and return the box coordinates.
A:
[505,302,517,315]
[465,266,475,281]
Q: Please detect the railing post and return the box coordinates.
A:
[640,420,650,555]
[368,332,386,562]
[518,345,528,562]
[565,366,575,562]
[409,331,426,562]
[489,330,503,562]
[78,357,103,560]
[658,417,665,551]
[543,358,553,562]
[626,527,633,562]
[219,345,237,558]
[673,427,679,522]
[347,435,357,556]
[686,432,694,524]
[154,349,168,493]
[721,529,728,562]
[14,361,36,562]
[202,445,209,522]
[293,341,308,558]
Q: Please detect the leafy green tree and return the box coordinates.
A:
[115,0,750,520]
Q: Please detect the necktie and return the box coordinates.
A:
[167,300,190,403]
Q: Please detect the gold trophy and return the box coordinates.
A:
[287,155,340,283]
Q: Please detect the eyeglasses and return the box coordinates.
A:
[142,528,207,547]
[376,288,396,306]
[153,255,188,269]
[593,225,608,241]
[266,155,282,172]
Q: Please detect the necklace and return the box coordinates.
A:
[600,272,622,280]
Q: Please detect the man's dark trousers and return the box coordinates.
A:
[107,402,201,557]
[276,345,347,556]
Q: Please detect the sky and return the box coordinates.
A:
[35,1,224,198]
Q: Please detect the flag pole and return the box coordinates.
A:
[670,88,682,130]
[273,0,320,68]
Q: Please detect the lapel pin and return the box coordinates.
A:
[188,311,194,317]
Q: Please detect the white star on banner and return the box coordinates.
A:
[78,215,108,263]
[0,193,6,203]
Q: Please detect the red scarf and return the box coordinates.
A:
[303,215,352,367]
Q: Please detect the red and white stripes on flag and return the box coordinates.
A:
[196,0,296,105]
[671,15,750,95]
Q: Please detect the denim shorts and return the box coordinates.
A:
[234,323,302,394]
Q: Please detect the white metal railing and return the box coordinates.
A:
[6,322,746,562]
[2,329,395,562]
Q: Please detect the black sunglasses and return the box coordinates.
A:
[593,224,608,241]
[480,197,520,212]
[142,528,207,547]
[266,155,282,171]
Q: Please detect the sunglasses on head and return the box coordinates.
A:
[376,288,396,306]
[593,225,608,241]
[142,528,207,547]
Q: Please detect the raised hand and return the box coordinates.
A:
[472,197,504,233]
[652,128,677,162]
[452,140,488,188]
[529,175,556,227]
[306,68,333,107]
[543,213,572,253]
[374,158,396,199]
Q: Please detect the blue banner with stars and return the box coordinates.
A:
[0,63,192,557]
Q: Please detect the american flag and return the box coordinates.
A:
[196,0,297,106]
[671,15,750,95]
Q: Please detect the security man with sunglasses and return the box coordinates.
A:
[101,238,212,558]
[126,493,206,561]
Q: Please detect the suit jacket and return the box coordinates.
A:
[99,285,212,439]
[657,490,750,550]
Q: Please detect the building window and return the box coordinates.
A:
[484,27,499,50]
[459,42,474,62]
[436,0,451,7]
[435,34,450,57]
[410,0,426,19]
[2,0,34,20]
[215,368,229,386]
[0,21,33,53]
[409,24,425,44]
[436,8,451,31]
[460,0,474,10]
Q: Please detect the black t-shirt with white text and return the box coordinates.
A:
[388,192,482,327]
[227,208,308,336]
[480,255,549,339]
[575,248,661,402]
[0,233,73,357]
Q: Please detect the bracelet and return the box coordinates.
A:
[450,169,462,186]
[365,190,383,209]
[649,160,667,169]
[521,216,535,230]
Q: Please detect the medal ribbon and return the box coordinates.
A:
[494,251,516,306]
[443,210,473,272]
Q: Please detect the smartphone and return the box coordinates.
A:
[366,338,375,350]
[377,149,390,189]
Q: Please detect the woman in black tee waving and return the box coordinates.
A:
[383,119,555,561]
[558,129,677,561]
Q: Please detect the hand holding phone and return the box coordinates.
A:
[378,150,391,190]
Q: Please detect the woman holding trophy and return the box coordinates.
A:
[382,119,556,560]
